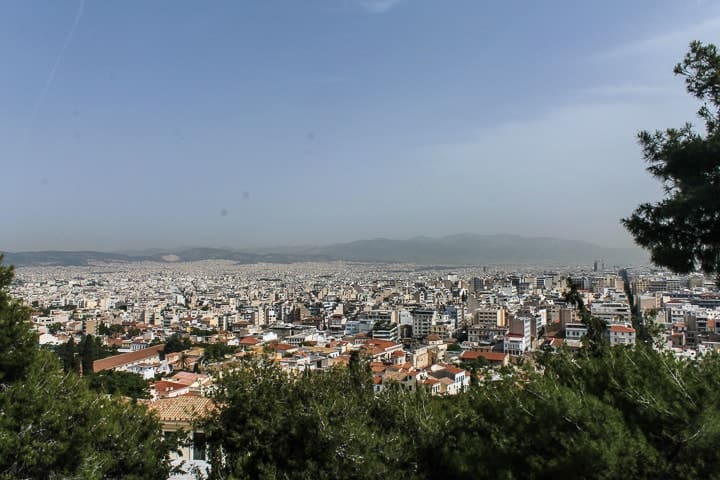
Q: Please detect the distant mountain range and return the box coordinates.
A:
[1,234,647,267]
[1,248,330,267]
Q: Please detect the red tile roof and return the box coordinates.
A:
[93,344,165,373]
[144,396,215,423]
[153,380,189,396]
[444,366,466,375]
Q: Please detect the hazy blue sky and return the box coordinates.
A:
[2,0,719,251]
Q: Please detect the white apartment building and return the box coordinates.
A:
[503,333,529,355]
[565,323,588,342]
[606,324,636,346]
[504,316,531,355]
[590,302,632,324]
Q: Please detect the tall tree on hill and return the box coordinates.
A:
[0,255,37,384]
[60,336,79,373]
[0,256,172,478]
[78,334,98,375]
[164,332,191,354]
[623,41,720,285]
[564,278,607,352]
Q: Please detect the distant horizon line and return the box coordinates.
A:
[1,232,642,254]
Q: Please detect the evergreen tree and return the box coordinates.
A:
[0,256,172,478]
[563,278,607,351]
[88,370,151,399]
[164,332,191,354]
[78,333,98,376]
[60,336,79,373]
[0,256,37,384]
[623,41,720,285]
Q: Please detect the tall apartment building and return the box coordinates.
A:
[411,308,438,339]
[504,316,531,355]
[535,276,553,291]
[636,294,660,314]
[473,306,507,327]
[372,323,399,342]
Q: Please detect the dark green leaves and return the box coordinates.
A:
[623,41,720,285]
[0,256,171,479]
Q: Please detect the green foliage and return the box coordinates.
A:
[98,322,126,336]
[460,355,489,372]
[203,360,410,480]
[59,334,119,374]
[127,326,142,338]
[164,333,192,354]
[541,345,720,477]
[203,340,720,479]
[623,41,720,286]
[60,336,80,373]
[200,342,239,362]
[446,342,462,352]
[190,326,217,337]
[0,256,171,478]
[0,256,37,384]
[78,333,98,375]
[47,321,63,334]
[0,352,171,480]
[563,278,608,352]
[88,370,151,399]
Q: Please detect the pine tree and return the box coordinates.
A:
[0,255,37,384]
[623,41,720,285]
[0,256,172,478]
[60,336,79,373]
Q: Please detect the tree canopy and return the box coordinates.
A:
[0,255,171,479]
[200,341,720,480]
[164,332,192,354]
[0,259,37,384]
[623,41,720,285]
[88,370,152,399]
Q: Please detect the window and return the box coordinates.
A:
[192,432,207,461]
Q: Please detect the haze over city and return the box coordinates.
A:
[2,0,720,251]
[7,2,720,478]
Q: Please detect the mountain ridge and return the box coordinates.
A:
[1,234,647,267]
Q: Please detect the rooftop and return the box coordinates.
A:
[93,344,165,373]
[144,395,215,423]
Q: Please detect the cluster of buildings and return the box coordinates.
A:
[13,261,720,366]
[10,260,720,478]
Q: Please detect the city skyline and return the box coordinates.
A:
[5,3,720,477]
[3,1,720,251]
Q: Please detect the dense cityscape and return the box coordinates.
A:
[6,257,717,477]
[4,1,720,478]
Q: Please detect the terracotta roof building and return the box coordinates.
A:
[93,344,165,373]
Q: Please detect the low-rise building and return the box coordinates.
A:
[145,395,214,479]
[606,324,636,346]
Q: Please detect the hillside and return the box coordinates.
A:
[2,234,646,267]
